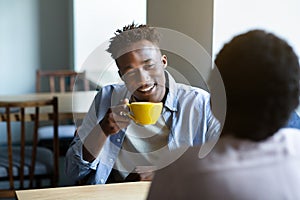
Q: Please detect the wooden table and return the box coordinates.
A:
[16,181,151,200]
[0,91,97,122]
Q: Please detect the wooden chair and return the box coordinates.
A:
[36,70,90,155]
[36,70,90,93]
[0,97,59,198]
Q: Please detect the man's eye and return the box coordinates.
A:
[123,70,135,78]
[145,64,155,69]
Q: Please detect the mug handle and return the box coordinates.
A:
[121,104,136,122]
[122,111,136,121]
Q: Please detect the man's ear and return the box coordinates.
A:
[161,55,168,68]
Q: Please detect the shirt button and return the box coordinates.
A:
[109,158,114,163]
[117,138,121,142]
[100,179,104,183]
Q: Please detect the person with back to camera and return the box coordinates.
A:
[65,23,220,184]
[147,29,300,200]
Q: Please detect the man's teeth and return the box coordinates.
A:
[139,85,155,92]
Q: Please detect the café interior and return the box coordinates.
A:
[0,0,299,199]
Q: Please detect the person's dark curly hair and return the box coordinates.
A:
[214,29,300,141]
[107,22,161,59]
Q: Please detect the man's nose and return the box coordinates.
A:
[133,69,150,83]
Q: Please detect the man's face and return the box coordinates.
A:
[116,40,167,102]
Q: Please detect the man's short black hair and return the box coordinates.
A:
[214,29,300,141]
[107,22,161,59]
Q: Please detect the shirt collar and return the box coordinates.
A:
[164,71,178,112]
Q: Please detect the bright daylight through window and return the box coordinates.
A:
[73,0,146,86]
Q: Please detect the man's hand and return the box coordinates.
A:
[99,99,131,136]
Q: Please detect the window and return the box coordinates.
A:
[213,0,300,61]
[73,0,146,86]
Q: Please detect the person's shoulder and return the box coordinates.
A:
[275,127,300,138]
[274,128,300,148]
[246,128,300,160]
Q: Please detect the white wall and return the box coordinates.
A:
[0,0,39,95]
[0,0,71,95]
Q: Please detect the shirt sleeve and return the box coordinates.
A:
[205,98,221,141]
[198,96,221,158]
[64,94,106,182]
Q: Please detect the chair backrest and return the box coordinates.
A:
[36,70,90,93]
[0,97,59,198]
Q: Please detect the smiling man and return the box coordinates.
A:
[65,23,220,184]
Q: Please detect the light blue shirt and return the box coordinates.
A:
[65,72,220,184]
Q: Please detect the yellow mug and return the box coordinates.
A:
[125,102,163,125]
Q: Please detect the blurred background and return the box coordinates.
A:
[0,0,300,187]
